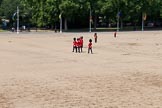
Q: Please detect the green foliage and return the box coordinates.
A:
[0,0,162,29]
[0,0,20,19]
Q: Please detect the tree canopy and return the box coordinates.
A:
[0,0,162,30]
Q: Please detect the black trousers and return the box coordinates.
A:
[80,46,83,52]
[95,38,97,43]
[77,47,80,53]
[73,46,77,52]
[88,48,93,54]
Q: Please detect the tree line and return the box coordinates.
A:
[0,0,162,31]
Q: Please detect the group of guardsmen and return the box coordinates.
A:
[72,33,98,54]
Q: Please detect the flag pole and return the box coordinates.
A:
[17,6,19,34]
[142,12,144,31]
[117,13,119,32]
[117,6,119,32]
[89,7,92,32]
[59,13,62,33]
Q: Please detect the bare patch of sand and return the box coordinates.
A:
[0,31,162,108]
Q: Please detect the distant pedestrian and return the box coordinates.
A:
[11,27,15,32]
[94,33,97,43]
[88,39,93,54]
[114,32,117,38]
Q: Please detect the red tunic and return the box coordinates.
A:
[76,40,81,47]
[80,39,83,46]
[88,42,92,48]
[73,41,77,46]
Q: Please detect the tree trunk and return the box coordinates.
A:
[120,18,123,30]
[94,15,97,30]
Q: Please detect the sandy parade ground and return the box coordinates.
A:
[0,31,162,108]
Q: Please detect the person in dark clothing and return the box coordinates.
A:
[94,33,97,43]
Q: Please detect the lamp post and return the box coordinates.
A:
[142,16,144,31]
[17,6,19,34]
[117,3,120,32]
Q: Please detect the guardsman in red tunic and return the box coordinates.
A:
[72,38,77,53]
[88,39,93,54]
[80,36,83,52]
[77,38,81,53]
